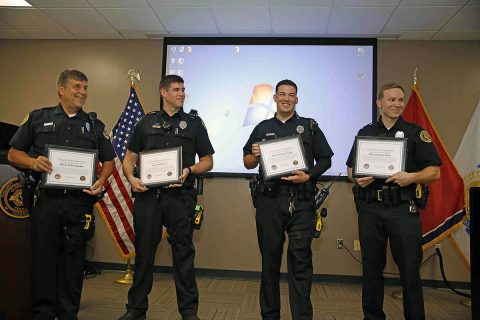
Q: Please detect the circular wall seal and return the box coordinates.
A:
[0,178,29,219]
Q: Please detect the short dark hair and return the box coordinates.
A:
[377,83,404,99]
[57,69,88,86]
[275,79,298,94]
[159,74,184,91]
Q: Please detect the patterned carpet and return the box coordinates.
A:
[79,271,471,320]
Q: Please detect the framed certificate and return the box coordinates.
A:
[139,146,182,186]
[258,135,308,180]
[353,136,407,178]
[43,145,98,189]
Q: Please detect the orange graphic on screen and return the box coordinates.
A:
[243,84,274,126]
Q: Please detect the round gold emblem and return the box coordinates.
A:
[80,176,86,181]
[271,165,277,170]
[0,178,29,219]
[147,174,152,179]
[293,160,298,166]
[420,130,432,143]
[55,174,61,179]
[167,171,172,176]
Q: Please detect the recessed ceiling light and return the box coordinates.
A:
[0,0,32,6]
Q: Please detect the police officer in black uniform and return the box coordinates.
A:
[119,75,214,320]
[8,69,115,320]
[243,79,333,320]
[346,83,441,320]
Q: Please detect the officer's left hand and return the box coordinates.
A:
[83,180,104,196]
[281,170,310,184]
[168,167,190,188]
[386,171,415,187]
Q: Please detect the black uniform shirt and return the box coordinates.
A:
[243,112,333,179]
[346,116,441,189]
[127,107,215,168]
[10,104,116,163]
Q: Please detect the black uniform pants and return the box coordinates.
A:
[127,188,198,317]
[356,200,424,320]
[31,190,91,320]
[255,192,315,320]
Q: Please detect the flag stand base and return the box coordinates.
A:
[115,259,133,285]
[391,290,403,300]
[459,298,471,308]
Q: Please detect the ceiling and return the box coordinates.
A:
[0,0,479,40]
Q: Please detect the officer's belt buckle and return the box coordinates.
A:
[377,190,383,201]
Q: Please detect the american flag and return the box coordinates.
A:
[96,85,144,259]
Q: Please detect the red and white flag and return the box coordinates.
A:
[402,85,465,249]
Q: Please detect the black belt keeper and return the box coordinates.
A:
[382,185,390,206]
[391,185,399,205]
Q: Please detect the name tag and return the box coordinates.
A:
[43,122,54,126]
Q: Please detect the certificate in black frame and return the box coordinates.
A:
[139,146,183,187]
[43,144,98,190]
[353,136,407,179]
[258,135,308,181]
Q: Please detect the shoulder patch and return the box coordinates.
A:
[420,130,432,143]
[103,129,110,139]
[20,113,29,126]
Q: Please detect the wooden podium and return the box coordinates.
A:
[0,164,32,320]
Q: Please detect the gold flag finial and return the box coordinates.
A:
[413,67,418,88]
[127,69,140,86]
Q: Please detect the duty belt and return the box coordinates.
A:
[354,184,415,206]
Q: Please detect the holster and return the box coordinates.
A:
[415,184,429,209]
[17,172,38,210]
[81,213,95,241]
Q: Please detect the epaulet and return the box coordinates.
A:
[188,109,198,120]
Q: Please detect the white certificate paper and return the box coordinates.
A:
[353,137,407,178]
[258,136,307,180]
[140,147,182,186]
[44,145,97,189]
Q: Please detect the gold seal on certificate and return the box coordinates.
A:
[258,136,308,180]
[353,136,407,178]
[43,145,98,189]
[139,146,182,186]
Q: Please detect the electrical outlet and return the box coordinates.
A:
[435,244,441,250]
[336,238,344,249]
[354,240,361,251]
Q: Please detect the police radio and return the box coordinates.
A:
[313,173,341,238]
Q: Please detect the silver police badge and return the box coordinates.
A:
[179,120,187,130]
[85,122,91,132]
[296,125,304,134]
[395,131,404,138]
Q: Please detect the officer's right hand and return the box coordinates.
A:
[355,176,375,188]
[128,177,148,193]
[31,156,52,173]
[252,143,261,158]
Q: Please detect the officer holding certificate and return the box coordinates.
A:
[243,79,333,320]
[8,69,115,320]
[346,83,441,320]
[120,75,214,320]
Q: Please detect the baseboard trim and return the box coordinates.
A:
[88,261,471,291]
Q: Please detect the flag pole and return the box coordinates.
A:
[114,68,141,285]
